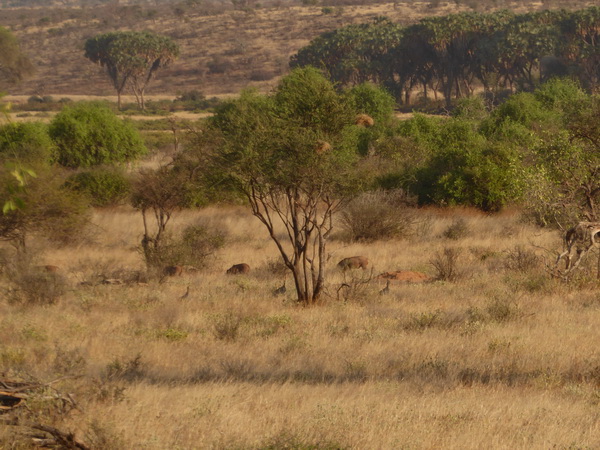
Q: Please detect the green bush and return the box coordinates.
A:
[172,91,221,112]
[451,96,489,121]
[480,92,560,135]
[0,122,56,164]
[65,167,131,207]
[346,83,397,156]
[409,119,524,211]
[533,78,587,113]
[49,101,146,168]
[346,82,395,127]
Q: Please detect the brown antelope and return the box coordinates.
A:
[555,222,600,277]
[337,256,369,271]
[163,265,183,277]
[226,263,250,275]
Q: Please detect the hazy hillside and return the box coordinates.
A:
[2,0,595,98]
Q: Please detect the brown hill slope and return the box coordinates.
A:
[3,0,595,98]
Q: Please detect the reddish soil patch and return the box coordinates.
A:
[376,271,432,284]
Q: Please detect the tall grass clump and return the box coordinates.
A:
[430,247,463,281]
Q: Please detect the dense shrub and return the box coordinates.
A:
[533,77,587,113]
[480,92,560,136]
[0,122,56,164]
[409,119,524,211]
[346,82,396,126]
[49,101,146,168]
[346,83,397,155]
[451,96,489,121]
[65,167,131,207]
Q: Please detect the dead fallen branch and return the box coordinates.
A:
[0,376,86,447]
[29,423,90,450]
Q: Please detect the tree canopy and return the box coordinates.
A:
[200,68,375,304]
[84,31,179,109]
[291,7,600,105]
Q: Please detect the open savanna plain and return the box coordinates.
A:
[4,0,600,448]
[3,202,600,448]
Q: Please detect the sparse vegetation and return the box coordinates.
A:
[3,1,600,448]
[0,26,33,89]
[339,189,415,241]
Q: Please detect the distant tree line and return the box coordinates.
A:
[291,7,600,106]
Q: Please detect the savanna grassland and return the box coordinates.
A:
[2,0,600,448]
[3,203,600,448]
[1,0,597,98]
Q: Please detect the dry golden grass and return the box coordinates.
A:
[4,201,600,448]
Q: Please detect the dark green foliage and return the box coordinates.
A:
[0,122,56,164]
[173,90,221,111]
[481,92,559,134]
[533,77,587,112]
[451,96,489,121]
[65,167,131,207]
[346,82,395,126]
[291,7,600,106]
[523,94,600,226]
[49,101,146,168]
[404,118,524,212]
[345,82,396,155]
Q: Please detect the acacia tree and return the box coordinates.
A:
[209,68,365,304]
[131,166,187,268]
[558,7,600,92]
[84,31,179,110]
